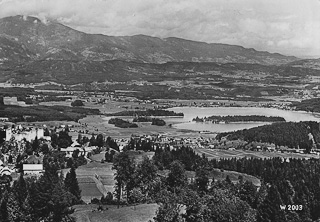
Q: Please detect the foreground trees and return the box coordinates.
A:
[149,145,320,221]
[0,163,80,221]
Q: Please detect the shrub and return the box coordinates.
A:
[71,100,84,107]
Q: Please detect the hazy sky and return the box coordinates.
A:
[0,0,319,58]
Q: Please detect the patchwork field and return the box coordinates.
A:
[194,148,320,160]
[62,162,115,203]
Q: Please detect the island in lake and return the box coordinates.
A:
[192,115,286,123]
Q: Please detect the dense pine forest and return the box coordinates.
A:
[217,121,320,152]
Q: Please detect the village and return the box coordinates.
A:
[0,119,318,193]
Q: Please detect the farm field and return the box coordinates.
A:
[194,148,320,160]
[72,203,159,222]
[78,178,103,203]
[62,162,115,203]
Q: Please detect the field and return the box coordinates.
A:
[62,162,115,203]
[127,151,155,163]
[210,168,261,187]
[194,147,320,160]
[72,203,159,222]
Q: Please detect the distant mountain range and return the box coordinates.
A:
[0,15,318,84]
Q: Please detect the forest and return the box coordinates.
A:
[292,98,320,113]
[217,121,320,152]
[0,105,100,122]
[108,118,138,128]
[113,144,320,221]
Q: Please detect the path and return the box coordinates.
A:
[91,175,108,197]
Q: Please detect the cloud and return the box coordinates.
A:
[0,0,319,57]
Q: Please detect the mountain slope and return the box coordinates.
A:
[286,59,320,70]
[0,15,298,66]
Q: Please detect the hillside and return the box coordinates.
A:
[287,58,320,70]
[2,59,318,85]
[0,15,298,67]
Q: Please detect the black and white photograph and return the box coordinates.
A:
[0,0,319,221]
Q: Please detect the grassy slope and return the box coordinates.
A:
[72,203,158,222]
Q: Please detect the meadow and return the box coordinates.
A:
[72,203,158,222]
[194,147,319,160]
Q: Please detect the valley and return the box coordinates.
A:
[0,13,320,222]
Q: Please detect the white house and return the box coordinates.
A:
[23,164,44,175]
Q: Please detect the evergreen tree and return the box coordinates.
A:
[96,134,104,147]
[50,181,76,222]
[57,131,72,148]
[31,136,40,153]
[64,167,82,203]
[112,152,136,204]
[12,173,28,206]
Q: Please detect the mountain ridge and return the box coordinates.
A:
[0,15,299,66]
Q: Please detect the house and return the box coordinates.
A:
[0,117,9,122]
[60,147,79,158]
[61,146,97,158]
[23,164,44,175]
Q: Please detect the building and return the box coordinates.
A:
[5,128,44,142]
[0,117,9,122]
[23,164,44,175]
[3,97,26,106]
[61,146,97,158]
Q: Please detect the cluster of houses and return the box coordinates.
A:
[60,140,98,158]
[127,133,316,157]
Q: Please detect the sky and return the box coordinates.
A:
[0,0,319,58]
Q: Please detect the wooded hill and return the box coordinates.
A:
[217,121,320,152]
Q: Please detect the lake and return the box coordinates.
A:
[165,107,320,133]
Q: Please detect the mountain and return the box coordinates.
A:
[0,15,298,66]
